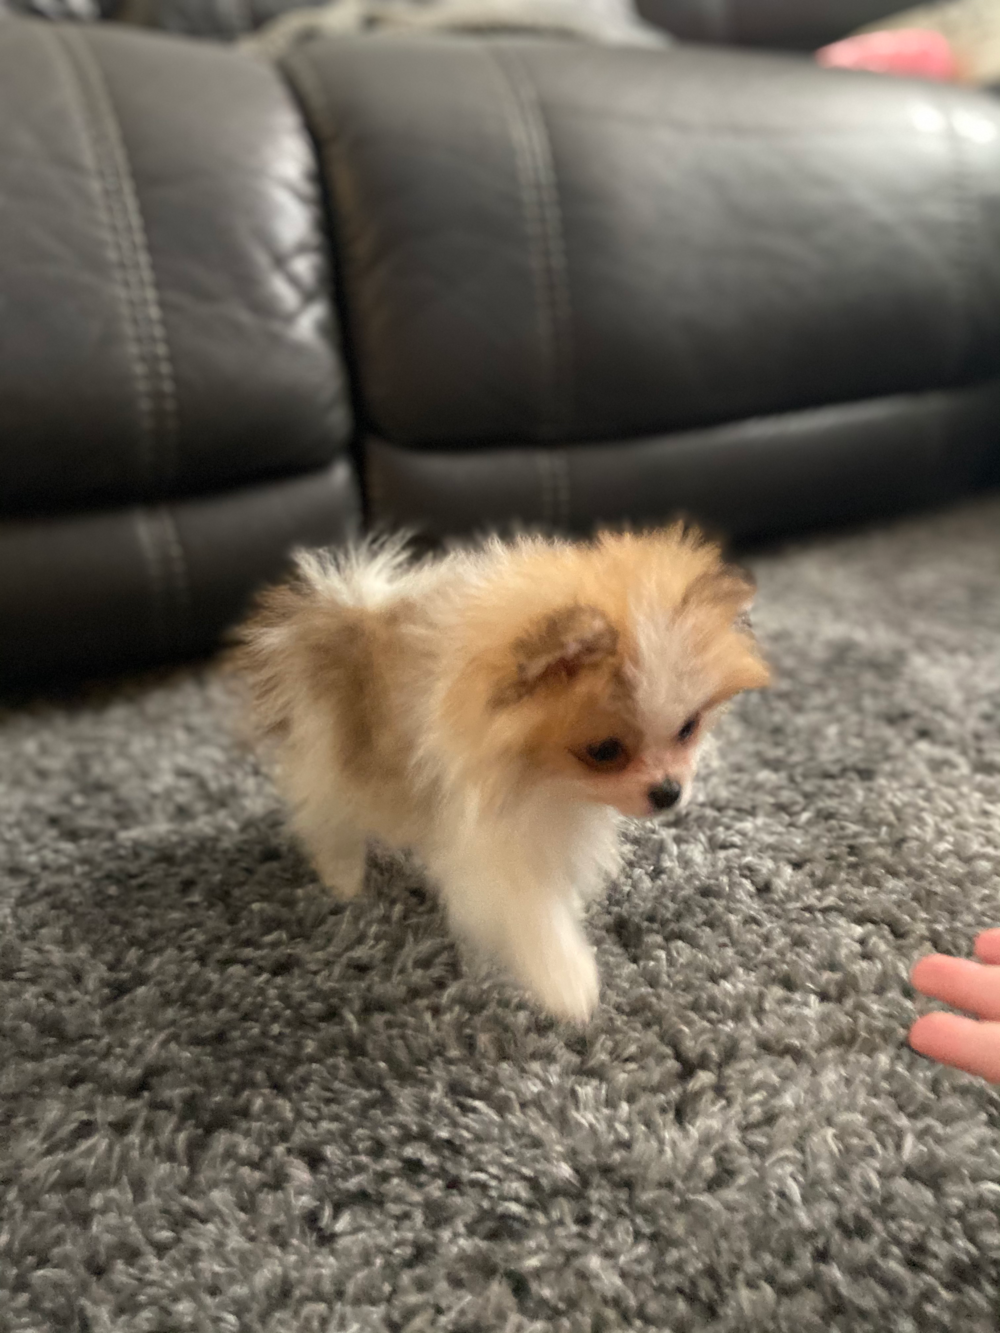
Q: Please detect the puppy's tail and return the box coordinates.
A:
[290,531,416,611]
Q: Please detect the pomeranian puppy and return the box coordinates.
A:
[234,526,769,1022]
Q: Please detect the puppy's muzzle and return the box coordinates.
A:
[647,778,682,811]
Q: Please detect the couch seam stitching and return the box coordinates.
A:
[484,45,574,445]
[133,508,168,654]
[156,506,191,638]
[56,28,178,499]
[42,26,156,496]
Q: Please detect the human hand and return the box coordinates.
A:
[909,929,1000,1084]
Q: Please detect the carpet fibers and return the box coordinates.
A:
[2,498,999,1333]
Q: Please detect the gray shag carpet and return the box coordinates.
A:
[2,497,1000,1333]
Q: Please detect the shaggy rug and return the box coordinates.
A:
[2,496,999,1333]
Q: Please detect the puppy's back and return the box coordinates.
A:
[233,540,423,783]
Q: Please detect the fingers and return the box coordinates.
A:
[910,954,1000,1022]
[974,929,1000,965]
[908,938,1000,1085]
[909,1012,1000,1084]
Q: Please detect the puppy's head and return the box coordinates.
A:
[440,527,769,816]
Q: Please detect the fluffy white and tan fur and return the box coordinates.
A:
[234,527,769,1022]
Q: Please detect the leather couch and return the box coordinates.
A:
[112,0,908,50]
[1,7,999,686]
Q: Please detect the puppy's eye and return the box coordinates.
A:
[677,714,700,743]
[585,737,626,766]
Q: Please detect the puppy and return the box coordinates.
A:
[234,526,769,1022]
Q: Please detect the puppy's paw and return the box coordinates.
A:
[313,849,366,901]
[518,924,600,1024]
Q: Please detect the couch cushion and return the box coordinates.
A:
[366,379,1000,538]
[284,36,1000,450]
[0,20,351,516]
[0,459,358,687]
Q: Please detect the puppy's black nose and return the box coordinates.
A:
[648,779,682,811]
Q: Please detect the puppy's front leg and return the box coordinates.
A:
[510,896,600,1024]
[292,800,367,901]
[438,863,599,1023]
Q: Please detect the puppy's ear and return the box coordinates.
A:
[682,563,770,694]
[681,563,757,628]
[492,604,618,707]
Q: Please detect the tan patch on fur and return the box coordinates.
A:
[491,605,619,707]
[228,578,314,742]
[232,575,417,787]
[298,602,413,781]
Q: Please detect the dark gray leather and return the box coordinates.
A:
[0,18,359,688]
[284,38,1000,458]
[114,0,328,39]
[0,20,352,515]
[368,380,1000,540]
[636,0,906,48]
[0,461,358,688]
[118,0,904,49]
